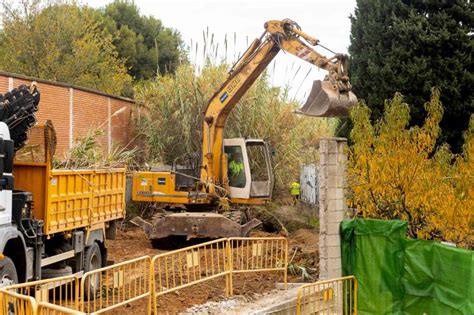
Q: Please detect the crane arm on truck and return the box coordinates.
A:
[0,83,40,151]
[201,18,357,195]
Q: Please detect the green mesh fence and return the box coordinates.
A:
[341,219,474,315]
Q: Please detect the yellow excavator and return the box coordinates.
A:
[131,19,357,244]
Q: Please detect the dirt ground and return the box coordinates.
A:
[107,225,167,261]
[105,225,318,314]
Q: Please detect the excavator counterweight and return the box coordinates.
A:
[300,80,358,117]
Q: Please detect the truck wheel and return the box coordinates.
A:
[41,266,73,279]
[84,243,102,300]
[0,257,18,288]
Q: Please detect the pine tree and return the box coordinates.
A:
[345,0,473,152]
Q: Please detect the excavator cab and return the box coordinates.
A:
[299,80,358,117]
[224,138,273,202]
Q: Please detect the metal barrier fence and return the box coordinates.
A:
[296,275,357,315]
[0,295,85,315]
[37,302,85,315]
[4,275,80,311]
[1,237,288,314]
[228,237,288,295]
[150,238,229,312]
[80,255,151,314]
[0,288,37,315]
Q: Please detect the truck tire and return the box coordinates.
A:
[0,257,18,288]
[84,242,102,301]
[41,266,73,279]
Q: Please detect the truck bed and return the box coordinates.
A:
[13,161,125,235]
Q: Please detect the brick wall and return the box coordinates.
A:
[0,71,135,158]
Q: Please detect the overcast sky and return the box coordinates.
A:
[87,0,357,102]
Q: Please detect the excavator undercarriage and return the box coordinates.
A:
[132,212,262,241]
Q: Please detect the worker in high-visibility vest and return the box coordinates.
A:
[228,153,245,188]
[290,180,301,205]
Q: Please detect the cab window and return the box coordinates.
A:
[246,143,269,181]
[224,146,246,188]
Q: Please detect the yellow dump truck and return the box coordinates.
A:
[0,120,125,290]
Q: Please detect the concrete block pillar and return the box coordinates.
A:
[318,137,348,280]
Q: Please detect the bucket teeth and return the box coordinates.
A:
[299,80,357,117]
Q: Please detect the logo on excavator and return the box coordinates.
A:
[227,75,241,94]
[220,75,242,103]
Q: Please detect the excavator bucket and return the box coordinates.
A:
[299,80,358,117]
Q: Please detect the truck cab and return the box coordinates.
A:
[0,122,23,286]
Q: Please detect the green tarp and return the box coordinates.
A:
[341,219,474,315]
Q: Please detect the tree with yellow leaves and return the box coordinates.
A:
[349,90,473,249]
